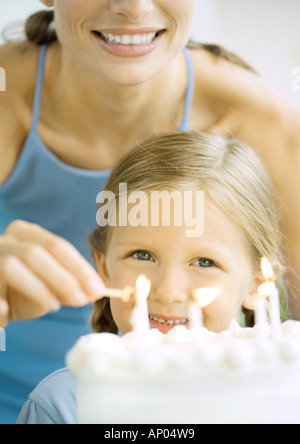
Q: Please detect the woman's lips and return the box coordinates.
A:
[92,29,165,57]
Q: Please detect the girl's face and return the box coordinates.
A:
[96,198,260,335]
[42,0,198,85]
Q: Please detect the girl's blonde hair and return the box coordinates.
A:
[89,131,285,333]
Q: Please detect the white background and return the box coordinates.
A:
[0,0,299,107]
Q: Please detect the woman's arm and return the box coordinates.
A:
[0,44,106,326]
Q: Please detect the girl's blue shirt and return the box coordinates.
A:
[17,368,77,425]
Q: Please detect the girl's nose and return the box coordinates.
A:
[150,267,189,306]
[109,0,154,22]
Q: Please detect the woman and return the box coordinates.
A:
[0,0,299,423]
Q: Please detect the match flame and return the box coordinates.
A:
[135,275,151,304]
[192,286,221,308]
[261,257,276,282]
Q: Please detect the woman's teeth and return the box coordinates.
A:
[99,32,158,46]
[149,315,189,326]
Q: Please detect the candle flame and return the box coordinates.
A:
[192,286,220,308]
[258,281,276,298]
[258,257,276,299]
[261,257,276,282]
[135,275,151,304]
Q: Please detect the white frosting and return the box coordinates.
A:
[67,321,300,424]
[66,321,300,376]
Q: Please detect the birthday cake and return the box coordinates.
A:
[66,320,300,424]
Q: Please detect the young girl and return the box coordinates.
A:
[17,131,285,424]
[89,131,285,335]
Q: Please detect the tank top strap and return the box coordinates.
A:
[31,44,48,131]
[178,47,195,132]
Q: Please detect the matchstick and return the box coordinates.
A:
[100,286,135,302]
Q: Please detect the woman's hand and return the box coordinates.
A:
[0,220,106,327]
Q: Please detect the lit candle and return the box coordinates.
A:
[260,257,282,339]
[255,284,269,339]
[130,275,151,343]
[189,287,220,334]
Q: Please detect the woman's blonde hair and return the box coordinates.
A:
[89,131,285,333]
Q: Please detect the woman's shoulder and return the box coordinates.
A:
[0,41,41,185]
[17,368,77,425]
[190,46,300,136]
[0,40,40,94]
[0,41,41,122]
[191,46,268,108]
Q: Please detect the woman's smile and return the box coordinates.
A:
[52,0,198,85]
[92,28,166,57]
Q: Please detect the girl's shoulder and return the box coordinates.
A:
[17,368,77,425]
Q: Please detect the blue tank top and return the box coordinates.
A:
[0,44,194,424]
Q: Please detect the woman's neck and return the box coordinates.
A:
[46,42,188,143]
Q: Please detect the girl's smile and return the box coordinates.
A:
[149,313,190,333]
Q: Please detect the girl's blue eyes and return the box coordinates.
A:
[132,251,153,261]
[193,258,215,268]
[131,251,215,268]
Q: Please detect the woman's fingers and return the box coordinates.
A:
[5,221,105,302]
[0,256,61,321]
[0,220,108,324]
[0,237,86,307]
